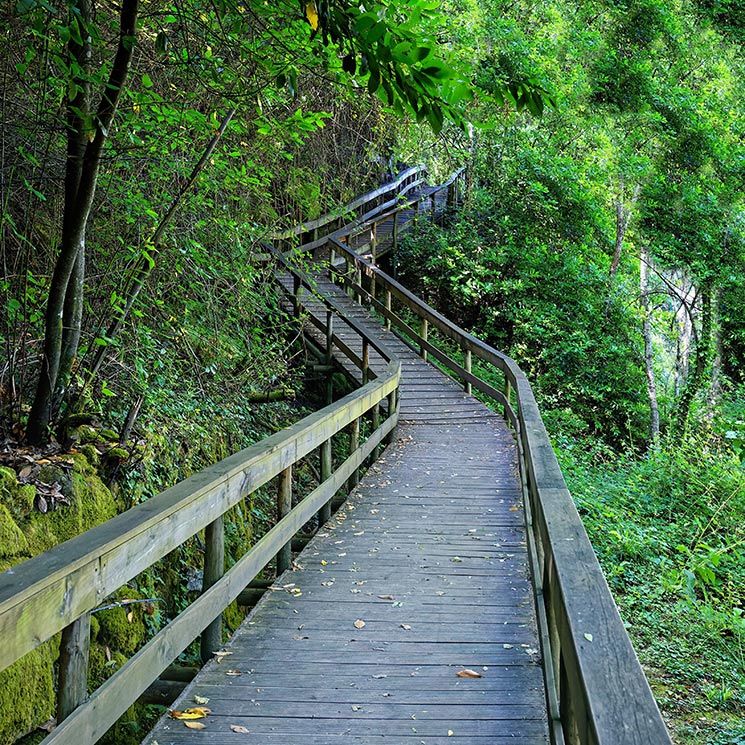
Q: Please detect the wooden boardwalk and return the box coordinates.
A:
[144,276,550,744]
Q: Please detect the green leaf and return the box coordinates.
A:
[142,73,154,89]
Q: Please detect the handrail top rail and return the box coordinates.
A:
[272,165,426,241]
[329,235,521,382]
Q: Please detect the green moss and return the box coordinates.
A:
[74,424,99,444]
[80,444,100,468]
[223,599,246,634]
[25,459,118,554]
[103,447,129,463]
[0,638,57,743]
[96,590,148,656]
[0,503,28,558]
[99,429,119,441]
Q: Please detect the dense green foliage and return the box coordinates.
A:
[392,0,745,740]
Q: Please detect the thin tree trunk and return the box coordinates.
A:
[640,247,659,440]
[81,109,235,390]
[609,180,641,281]
[673,282,713,441]
[706,287,722,418]
[26,0,139,443]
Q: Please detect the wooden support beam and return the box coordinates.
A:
[276,466,292,575]
[200,515,224,662]
[319,438,332,526]
[57,614,91,722]
[420,318,429,362]
[464,348,472,395]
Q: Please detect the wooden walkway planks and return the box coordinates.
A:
[143,273,549,744]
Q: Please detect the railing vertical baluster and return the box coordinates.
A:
[325,309,334,404]
[319,437,332,526]
[201,515,225,661]
[464,348,472,395]
[276,466,292,575]
[385,291,392,331]
[370,224,377,301]
[293,274,302,317]
[393,211,399,255]
[504,379,512,418]
[362,340,370,385]
[355,265,362,304]
[349,417,360,489]
[385,388,398,445]
[431,190,436,221]
[420,318,428,362]
[57,614,91,721]
[372,402,381,460]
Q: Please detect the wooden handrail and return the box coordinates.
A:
[327,234,672,745]
[272,165,426,243]
[0,265,400,743]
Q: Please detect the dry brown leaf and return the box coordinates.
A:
[353,619,366,629]
[126,609,134,624]
[377,594,394,600]
[193,696,210,705]
[230,725,250,734]
[171,707,211,719]
[456,669,483,678]
[184,721,206,730]
[226,669,242,677]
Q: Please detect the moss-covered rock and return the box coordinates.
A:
[0,503,28,559]
[96,590,148,657]
[24,458,118,554]
[0,638,57,745]
[0,454,119,741]
[80,444,100,468]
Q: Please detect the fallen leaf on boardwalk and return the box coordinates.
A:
[503,644,513,649]
[193,696,210,705]
[456,669,482,678]
[321,560,328,566]
[184,721,206,730]
[584,633,594,642]
[372,673,387,679]
[353,531,364,536]
[509,506,519,511]
[448,731,454,736]
[226,670,242,676]
[351,705,361,711]
[378,594,394,600]
[230,725,250,733]
[450,556,463,562]
[171,708,210,720]
[400,624,411,630]
[354,619,366,629]
[213,650,232,657]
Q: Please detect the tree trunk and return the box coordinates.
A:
[640,247,659,441]
[706,287,722,418]
[26,0,139,444]
[673,281,713,440]
[609,179,641,281]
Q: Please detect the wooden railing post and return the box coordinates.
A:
[393,211,399,254]
[370,224,377,300]
[385,290,392,331]
[362,340,370,385]
[276,466,292,575]
[57,614,91,721]
[355,265,362,304]
[504,379,512,418]
[325,310,334,404]
[349,417,360,489]
[420,318,428,362]
[293,274,302,318]
[385,388,398,445]
[318,438,333,526]
[200,515,225,662]
[464,348,472,395]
